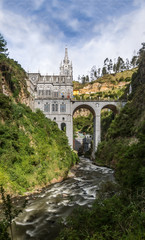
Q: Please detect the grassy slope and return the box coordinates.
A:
[96,84,145,190]
[73,68,137,100]
[73,69,137,137]
[0,54,29,101]
[92,68,137,84]
[57,83,145,239]
[57,60,145,240]
[0,55,78,195]
[74,69,137,89]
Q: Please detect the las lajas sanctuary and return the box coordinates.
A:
[27,48,74,145]
[27,48,123,154]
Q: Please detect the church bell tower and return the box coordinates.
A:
[60,48,73,78]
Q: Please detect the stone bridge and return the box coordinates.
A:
[27,49,127,156]
[66,100,126,156]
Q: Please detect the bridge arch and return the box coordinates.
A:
[73,104,96,116]
[101,104,118,114]
[69,101,122,157]
[72,103,96,156]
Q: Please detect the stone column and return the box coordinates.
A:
[66,116,73,148]
[92,114,101,157]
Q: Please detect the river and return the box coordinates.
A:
[13,157,114,240]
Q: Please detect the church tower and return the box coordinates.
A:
[60,48,73,78]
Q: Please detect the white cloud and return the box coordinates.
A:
[0,6,63,73]
[0,0,145,81]
[70,3,145,79]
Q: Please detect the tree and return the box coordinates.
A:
[137,42,145,83]
[131,42,145,90]
[78,75,81,82]
[104,58,109,74]
[102,66,107,76]
[90,66,97,81]
[108,59,113,73]
[113,63,117,73]
[0,34,8,56]
[137,42,145,65]
[131,55,138,68]
[0,186,27,240]
[97,68,101,77]
[116,57,124,72]
[125,58,130,70]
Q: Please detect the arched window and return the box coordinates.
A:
[60,103,66,112]
[52,103,58,112]
[61,123,66,132]
[44,103,50,112]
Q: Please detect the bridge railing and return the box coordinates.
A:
[71,98,127,102]
[72,95,127,102]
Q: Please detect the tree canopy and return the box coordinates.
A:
[0,33,8,56]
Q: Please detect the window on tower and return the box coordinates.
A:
[44,103,50,112]
[52,103,58,112]
[60,103,66,112]
[54,92,58,98]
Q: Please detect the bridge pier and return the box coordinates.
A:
[66,116,73,148]
[70,100,125,157]
[92,115,101,157]
[42,100,125,157]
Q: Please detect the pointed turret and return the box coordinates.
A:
[60,48,73,85]
[63,47,69,64]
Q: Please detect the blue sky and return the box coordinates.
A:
[0,0,145,79]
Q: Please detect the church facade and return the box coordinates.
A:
[27,49,124,155]
[27,48,73,142]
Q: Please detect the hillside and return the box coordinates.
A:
[73,68,137,143]
[0,54,29,104]
[57,44,145,240]
[73,68,137,100]
[0,54,78,195]
[95,52,145,191]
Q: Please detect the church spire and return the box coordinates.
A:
[64,47,69,64]
[60,47,73,78]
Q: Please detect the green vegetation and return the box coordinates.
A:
[73,110,114,142]
[73,81,88,90]
[0,34,8,56]
[0,94,78,194]
[0,34,78,195]
[0,34,78,239]
[0,54,28,99]
[0,33,28,100]
[57,193,145,240]
[0,186,27,240]
[93,68,136,84]
[101,110,114,141]
[73,69,137,101]
[96,84,145,191]
[73,113,93,135]
[58,43,145,239]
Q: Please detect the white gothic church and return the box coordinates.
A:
[27,48,74,138]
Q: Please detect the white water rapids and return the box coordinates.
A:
[13,157,114,240]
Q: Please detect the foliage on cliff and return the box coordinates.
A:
[0,54,29,101]
[73,68,137,101]
[96,71,145,191]
[0,94,78,194]
[0,34,28,102]
[57,193,145,240]
[57,43,145,240]
[0,35,78,195]
[73,69,135,140]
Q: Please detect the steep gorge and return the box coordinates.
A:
[56,44,145,240]
[0,54,78,195]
